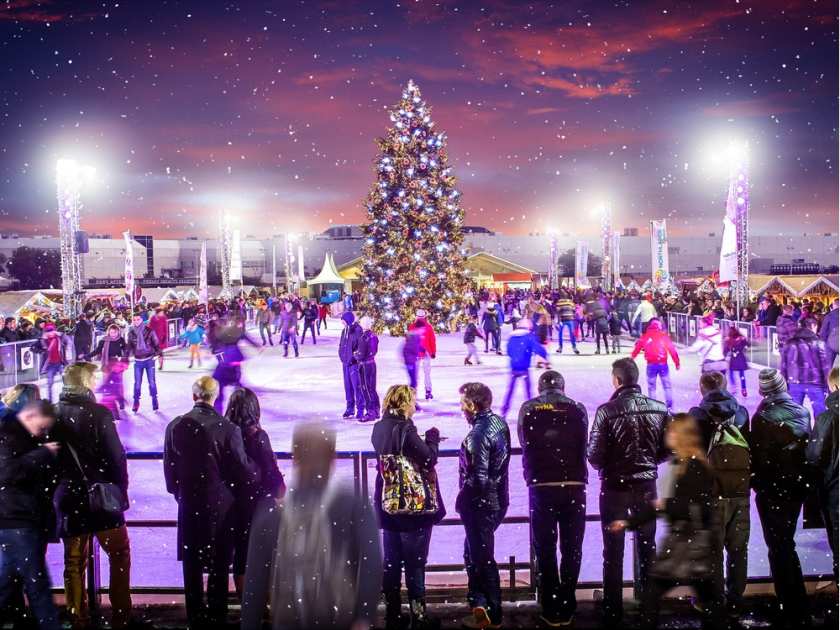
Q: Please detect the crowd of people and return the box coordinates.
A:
[0,284,837,630]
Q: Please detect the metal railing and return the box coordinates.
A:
[664,311,779,368]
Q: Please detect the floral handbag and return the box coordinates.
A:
[380,423,438,515]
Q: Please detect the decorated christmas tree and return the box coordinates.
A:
[359,80,469,334]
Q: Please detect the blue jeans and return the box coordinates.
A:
[44,362,63,403]
[501,369,531,418]
[0,529,61,630]
[646,363,673,409]
[342,362,364,414]
[788,382,827,418]
[461,509,505,625]
[133,357,158,404]
[557,321,577,351]
[382,527,432,604]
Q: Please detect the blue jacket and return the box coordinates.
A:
[506,329,548,372]
[180,325,205,346]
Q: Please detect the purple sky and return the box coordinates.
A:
[0,0,837,238]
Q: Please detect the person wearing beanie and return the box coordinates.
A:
[338,311,364,419]
[354,316,380,422]
[516,370,588,626]
[630,319,680,410]
[748,367,812,628]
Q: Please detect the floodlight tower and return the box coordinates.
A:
[219,211,233,298]
[56,159,93,319]
[547,229,559,290]
[728,142,750,315]
[599,203,613,291]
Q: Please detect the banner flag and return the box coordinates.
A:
[649,220,671,290]
[575,241,590,288]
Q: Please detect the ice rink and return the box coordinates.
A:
[44,318,834,591]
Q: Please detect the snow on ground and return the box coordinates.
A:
[44,318,833,589]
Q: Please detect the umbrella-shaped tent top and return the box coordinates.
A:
[308,252,346,286]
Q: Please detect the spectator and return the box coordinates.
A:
[500,319,549,419]
[0,383,41,423]
[749,368,812,628]
[372,384,444,630]
[224,387,285,599]
[126,313,161,412]
[53,362,138,630]
[517,370,588,627]
[781,318,831,418]
[0,400,62,630]
[1,316,22,344]
[240,422,382,630]
[819,298,839,368]
[587,358,670,628]
[457,382,510,629]
[806,366,838,586]
[164,376,256,627]
[630,318,680,410]
[689,372,751,618]
[609,414,725,630]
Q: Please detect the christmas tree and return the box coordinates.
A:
[359,80,469,334]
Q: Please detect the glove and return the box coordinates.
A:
[424,427,440,443]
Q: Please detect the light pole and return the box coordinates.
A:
[219,211,233,298]
[599,203,613,291]
[56,159,95,320]
[284,233,298,294]
[546,228,559,290]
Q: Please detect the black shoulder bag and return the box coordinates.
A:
[66,443,129,515]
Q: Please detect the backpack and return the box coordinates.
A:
[707,420,751,498]
[270,482,357,629]
[379,424,438,515]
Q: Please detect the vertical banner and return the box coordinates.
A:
[612,232,621,285]
[123,230,135,300]
[230,228,243,282]
[719,173,739,282]
[574,240,590,288]
[297,244,305,283]
[649,219,671,290]
[199,240,208,304]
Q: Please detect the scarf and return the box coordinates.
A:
[134,323,149,353]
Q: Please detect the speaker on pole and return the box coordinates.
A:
[75,230,90,254]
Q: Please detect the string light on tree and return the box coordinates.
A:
[359,80,469,334]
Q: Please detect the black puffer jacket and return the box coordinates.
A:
[338,322,362,365]
[780,328,830,388]
[587,384,670,489]
[517,388,588,486]
[457,409,510,513]
[749,392,811,498]
[54,389,129,537]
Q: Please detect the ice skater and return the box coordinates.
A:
[127,313,162,412]
[630,318,680,410]
[500,319,549,419]
[481,304,502,354]
[40,323,66,403]
[180,318,205,368]
[90,324,129,418]
[301,300,318,345]
[338,311,364,419]
[413,310,437,400]
[279,301,299,358]
[355,316,380,421]
[210,318,259,414]
[463,314,484,365]
[256,303,273,346]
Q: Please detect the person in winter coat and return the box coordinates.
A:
[149,309,169,370]
[339,311,364,418]
[555,297,580,355]
[819,298,839,368]
[592,302,611,354]
[256,303,273,346]
[775,304,798,348]
[463,314,485,366]
[53,362,137,630]
[457,382,511,629]
[0,383,41,424]
[126,314,162,412]
[689,314,726,374]
[402,323,422,393]
[807,366,839,588]
[371,385,444,630]
[414,310,437,400]
[587,358,670,627]
[608,310,623,354]
[179,318,205,368]
[0,399,62,630]
[724,326,750,397]
[318,302,330,332]
[301,300,319,345]
[279,301,299,358]
[90,324,129,419]
[41,323,67,403]
[240,422,382,630]
[224,387,285,599]
[609,414,725,630]
[517,371,588,627]
[630,319,680,410]
[500,319,549,419]
[749,368,812,628]
[481,304,501,354]
[631,294,658,335]
[781,318,831,418]
[72,312,95,360]
[355,316,380,421]
[164,376,256,627]
[688,371,751,617]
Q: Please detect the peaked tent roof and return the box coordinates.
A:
[308,252,346,285]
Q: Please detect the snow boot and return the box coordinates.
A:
[152,398,159,412]
[409,599,439,630]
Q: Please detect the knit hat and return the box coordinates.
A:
[341,311,355,325]
[416,309,427,318]
[758,368,787,397]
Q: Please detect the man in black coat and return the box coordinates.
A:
[587,358,670,628]
[781,318,831,418]
[518,370,588,626]
[53,362,136,630]
[0,400,62,630]
[126,314,162,412]
[749,368,812,628]
[339,311,364,419]
[73,312,95,360]
[457,382,510,629]
[164,376,256,627]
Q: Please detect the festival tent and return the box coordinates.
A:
[750,274,839,304]
[0,290,64,320]
[309,253,347,287]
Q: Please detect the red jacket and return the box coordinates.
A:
[631,321,680,368]
[414,318,437,358]
[149,314,169,345]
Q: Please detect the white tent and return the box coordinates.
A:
[307,253,346,286]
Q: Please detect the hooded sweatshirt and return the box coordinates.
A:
[689,388,750,451]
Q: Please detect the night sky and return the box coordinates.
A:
[0,0,837,239]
